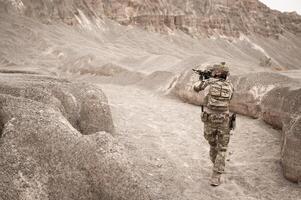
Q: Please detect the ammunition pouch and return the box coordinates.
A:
[201,112,229,124]
[208,113,229,124]
[201,112,209,123]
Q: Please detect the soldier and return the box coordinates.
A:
[193,62,234,186]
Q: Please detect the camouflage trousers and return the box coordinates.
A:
[202,112,230,173]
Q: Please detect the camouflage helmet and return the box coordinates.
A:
[204,65,214,73]
[211,62,229,77]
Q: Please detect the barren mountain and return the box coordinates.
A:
[3,0,301,38]
[1,0,301,70]
[0,0,301,199]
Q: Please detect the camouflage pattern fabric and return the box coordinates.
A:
[203,113,230,173]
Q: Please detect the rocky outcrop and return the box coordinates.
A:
[170,69,301,183]
[281,117,301,182]
[2,0,301,38]
[169,69,207,105]
[229,72,301,182]
[0,72,115,135]
[0,72,151,199]
[261,85,301,182]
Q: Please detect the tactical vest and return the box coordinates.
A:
[207,80,233,111]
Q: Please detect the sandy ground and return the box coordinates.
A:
[98,84,301,200]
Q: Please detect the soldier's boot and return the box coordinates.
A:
[210,171,222,186]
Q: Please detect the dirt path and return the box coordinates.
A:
[101,84,301,200]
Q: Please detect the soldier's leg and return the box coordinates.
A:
[209,143,218,164]
[204,123,218,163]
[213,128,230,173]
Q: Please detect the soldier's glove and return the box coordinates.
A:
[193,81,202,92]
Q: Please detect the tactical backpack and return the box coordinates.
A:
[207,80,233,111]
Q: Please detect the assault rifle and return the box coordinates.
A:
[192,69,212,81]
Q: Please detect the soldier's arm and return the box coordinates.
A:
[193,80,210,92]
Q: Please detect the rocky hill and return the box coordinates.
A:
[101,0,301,38]
[2,0,301,38]
[2,0,301,70]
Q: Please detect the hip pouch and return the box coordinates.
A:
[201,112,209,122]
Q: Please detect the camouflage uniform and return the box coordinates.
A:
[203,112,230,173]
[194,64,234,185]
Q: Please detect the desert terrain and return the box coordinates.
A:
[0,0,300,199]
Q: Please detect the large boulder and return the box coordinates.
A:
[0,73,115,135]
[0,72,151,199]
[261,86,301,182]
[281,117,301,183]
[169,70,205,106]
[230,72,296,118]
